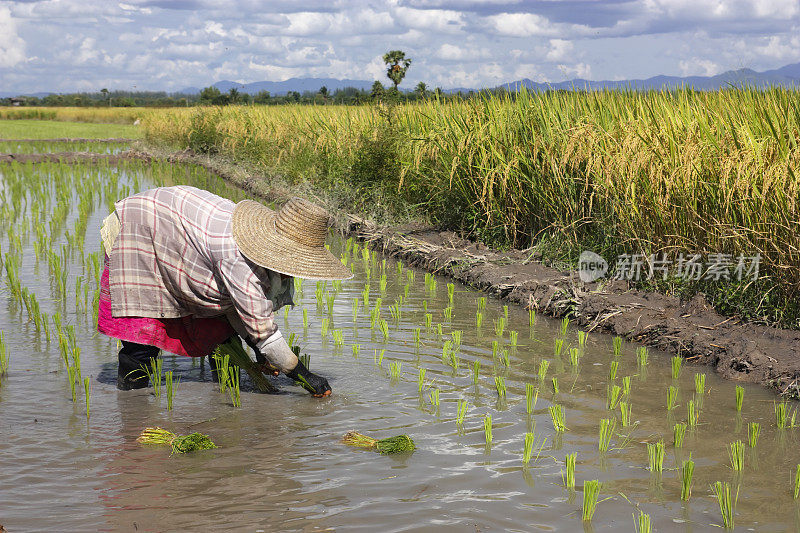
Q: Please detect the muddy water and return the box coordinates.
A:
[1,161,799,532]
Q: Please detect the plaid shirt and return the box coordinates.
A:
[108,185,290,364]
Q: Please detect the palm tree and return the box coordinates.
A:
[382,50,412,91]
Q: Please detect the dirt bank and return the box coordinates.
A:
[3,147,799,398]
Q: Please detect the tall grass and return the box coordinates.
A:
[141,89,800,327]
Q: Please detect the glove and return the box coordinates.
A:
[285,360,331,397]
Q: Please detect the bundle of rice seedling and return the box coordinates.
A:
[214,337,277,393]
[342,431,416,454]
[137,427,217,455]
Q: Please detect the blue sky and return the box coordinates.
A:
[1,0,799,92]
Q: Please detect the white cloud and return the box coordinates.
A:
[0,7,26,68]
[545,39,573,62]
[678,57,722,76]
[393,6,465,33]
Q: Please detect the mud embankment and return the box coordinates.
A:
[2,146,798,397]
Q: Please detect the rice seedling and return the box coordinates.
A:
[528,308,535,326]
[525,383,538,413]
[483,414,493,445]
[687,400,699,427]
[351,344,361,358]
[576,331,587,347]
[695,373,706,395]
[735,385,744,412]
[494,317,506,337]
[560,317,569,336]
[451,330,462,348]
[443,306,453,320]
[332,330,344,346]
[636,346,648,367]
[374,349,385,366]
[389,361,402,379]
[165,370,176,411]
[501,348,510,367]
[137,427,217,455]
[212,352,230,393]
[612,336,623,356]
[674,422,687,447]
[67,365,78,402]
[321,318,329,338]
[477,297,486,312]
[473,360,480,383]
[622,376,631,398]
[494,376,506,398]
[598,418,616,452]
[436,323,443,337]
[0,331,9,375]
[671,356,682,379]
[712,481,738,530]
[475,311,483,328]
[379,319,389,340]
[582,480,602,522]
[554,338,564,357]
[607,384,622,410]
[326,293,335,315]
[552,377,559,394]
[569,347,581,366]
[775,400,796,429]
[407,270,415,283]
[428,388,440,406]
[342,431,416,454]
[562,452,576,489]
[620,401,632,427]
[748,422,760,448]
[148,358,163,399]
[418,368,426,392]
[413,327,421,348]
[647,440,665,473]
[794,464,800,499]
[523,431,547,467]
[667,385,678,411]
[609,360,619,381]
[227,365,241,407]
[83,376,91,419]
[447,282,455,304]
[491,340,499,358]
[549,404,566,432]
[456,399,468,425]
[681,457,694,501]
[729,440,745,471]
[379,273,387,293]
[403,283,410,298]
[361,284,369,309]
[424,313,433,329]
[634,512,651,533]
[396,261,403,276]
[509,330,518,346]
[538,360,550,383]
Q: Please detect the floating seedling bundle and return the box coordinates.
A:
[342,431,416,454]
[137,427,217,455]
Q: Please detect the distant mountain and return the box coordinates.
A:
[4,62,800,99]
[179,77,375,96]
[497,62,800,92]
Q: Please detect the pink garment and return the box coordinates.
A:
[97,255,234,357]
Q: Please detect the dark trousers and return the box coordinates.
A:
[117,341,160,389]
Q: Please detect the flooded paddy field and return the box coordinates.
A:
[1,152,799,532]
[0,139,130,155]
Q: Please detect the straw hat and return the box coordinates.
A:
[232,197,353,280]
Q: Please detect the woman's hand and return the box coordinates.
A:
[285,360,332,397]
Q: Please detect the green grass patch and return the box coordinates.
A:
[0,119,141,139]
